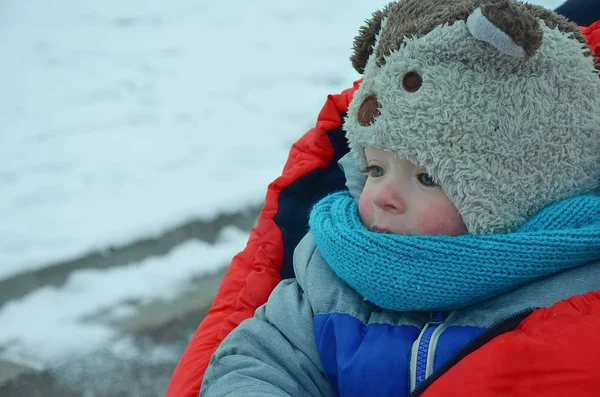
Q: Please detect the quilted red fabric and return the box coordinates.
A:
[580,20,600,58]
[167,21,600,397]
[421,292,600,397]
[165,82,359,397]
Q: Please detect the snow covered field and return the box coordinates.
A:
[0,0,569,371]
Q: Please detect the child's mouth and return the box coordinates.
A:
[371,226,391,234]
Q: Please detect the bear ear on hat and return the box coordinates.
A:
[351,7,389,74]
[467,0,542,58]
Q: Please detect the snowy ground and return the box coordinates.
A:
[0,0,568,385]
[0,0,377,278]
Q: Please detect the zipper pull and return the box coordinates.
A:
[428,311,449,325]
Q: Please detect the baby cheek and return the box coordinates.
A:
[414,202,466,236]
[358,191,373,225]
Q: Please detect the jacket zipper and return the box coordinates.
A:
[409,308,534,397]
[414,311,449,388]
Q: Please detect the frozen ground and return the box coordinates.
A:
[0,226,248,365]
[0,0,569,392]
[0,0,379,278]
[0,0,381,369]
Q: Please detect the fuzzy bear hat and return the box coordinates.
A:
[344,0,600,234]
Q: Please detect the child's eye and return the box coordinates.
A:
[362,165,384,178]
[416,172,438,187]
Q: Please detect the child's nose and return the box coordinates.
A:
[373,184,406,214]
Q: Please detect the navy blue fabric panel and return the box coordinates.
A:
[276,120,349,280]
[433,325,486,373]
[314,312,420,397]
[556,0,600,26]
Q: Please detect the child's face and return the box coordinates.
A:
[358,147,466,236]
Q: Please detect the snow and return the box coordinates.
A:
[0,0,568,370]
[0,226,249,364]
[0,0,378,278]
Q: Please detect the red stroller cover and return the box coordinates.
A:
[166,81,360,397]
[166,20,600,397]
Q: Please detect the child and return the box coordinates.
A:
[199,0,600,395]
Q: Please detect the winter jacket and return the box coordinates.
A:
[200,231,600,397]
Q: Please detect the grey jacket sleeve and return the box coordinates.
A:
[200,240,335,397]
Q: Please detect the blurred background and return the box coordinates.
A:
[0,0,576,395]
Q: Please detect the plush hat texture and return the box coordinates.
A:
[344,0,600,234]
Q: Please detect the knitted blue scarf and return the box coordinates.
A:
[309,191,600,312]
